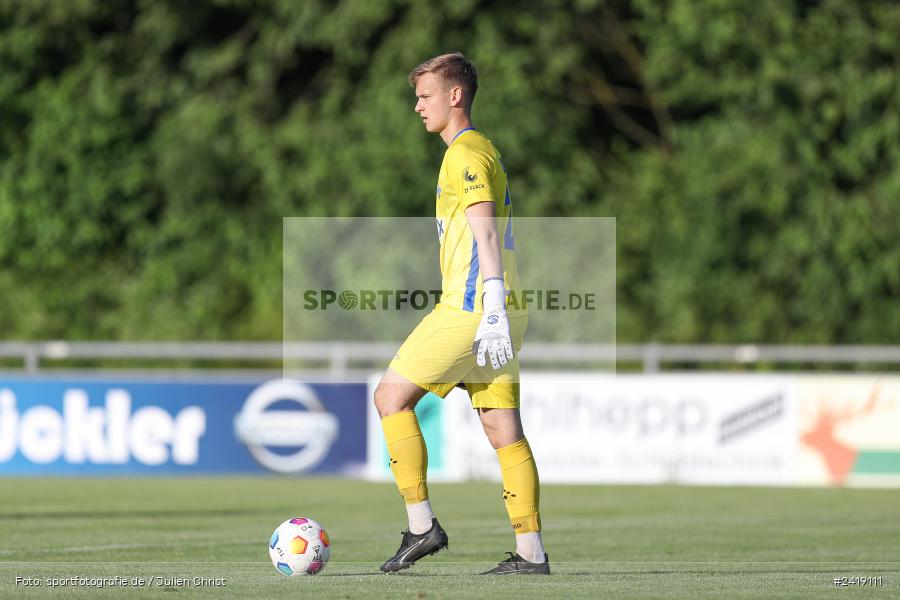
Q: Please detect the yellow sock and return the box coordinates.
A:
[497,438,541,533]
[381,410,429,504]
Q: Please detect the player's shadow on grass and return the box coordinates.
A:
[327,572,592,577]
[325,573,452,577]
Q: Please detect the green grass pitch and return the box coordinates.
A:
[1,478,897,599]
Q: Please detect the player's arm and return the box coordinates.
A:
[466,201,513,369]
[466,201,503,281]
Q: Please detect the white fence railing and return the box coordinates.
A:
[3,341,900,374]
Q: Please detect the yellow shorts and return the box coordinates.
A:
[389,303,528,409]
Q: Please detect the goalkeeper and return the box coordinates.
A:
[374,52,548,575]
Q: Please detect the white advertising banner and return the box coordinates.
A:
[367,373,799,485]
[445,374,798,485]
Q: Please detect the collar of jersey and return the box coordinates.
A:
[449,127,476,146]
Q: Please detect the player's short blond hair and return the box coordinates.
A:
[409,53,478,110]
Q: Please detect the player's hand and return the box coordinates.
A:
[473,275,514,372]
[473,306,514,369]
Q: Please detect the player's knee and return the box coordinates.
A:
[373,383,391,417]
[481,422,504,449]
[374,383,405,418]
[480,415,524,449]
[485,429,515,449]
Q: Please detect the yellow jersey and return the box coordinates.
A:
[434,128,524,314]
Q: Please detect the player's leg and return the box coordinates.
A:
[374,368,432,530]
[467,313,548,574]
[477,406,549,574]
[374,367,449,572]
[375,305,478,572]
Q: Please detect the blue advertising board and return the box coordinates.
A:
[0,378,367,475]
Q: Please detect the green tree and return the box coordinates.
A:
[0,0,897,344]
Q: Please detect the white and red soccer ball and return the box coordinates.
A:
[269,517,331,576]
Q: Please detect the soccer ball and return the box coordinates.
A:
[268,517,331,576]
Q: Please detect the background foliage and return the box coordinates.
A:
[1,0,898,342]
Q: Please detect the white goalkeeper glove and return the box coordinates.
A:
[473,278,514,369]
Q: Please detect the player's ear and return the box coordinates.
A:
[449,85,464,108]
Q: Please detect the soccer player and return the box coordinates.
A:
[374,53,549,575]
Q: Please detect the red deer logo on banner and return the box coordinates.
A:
[800,386,881,484]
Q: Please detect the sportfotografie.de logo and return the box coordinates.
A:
[302,289,597,311]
